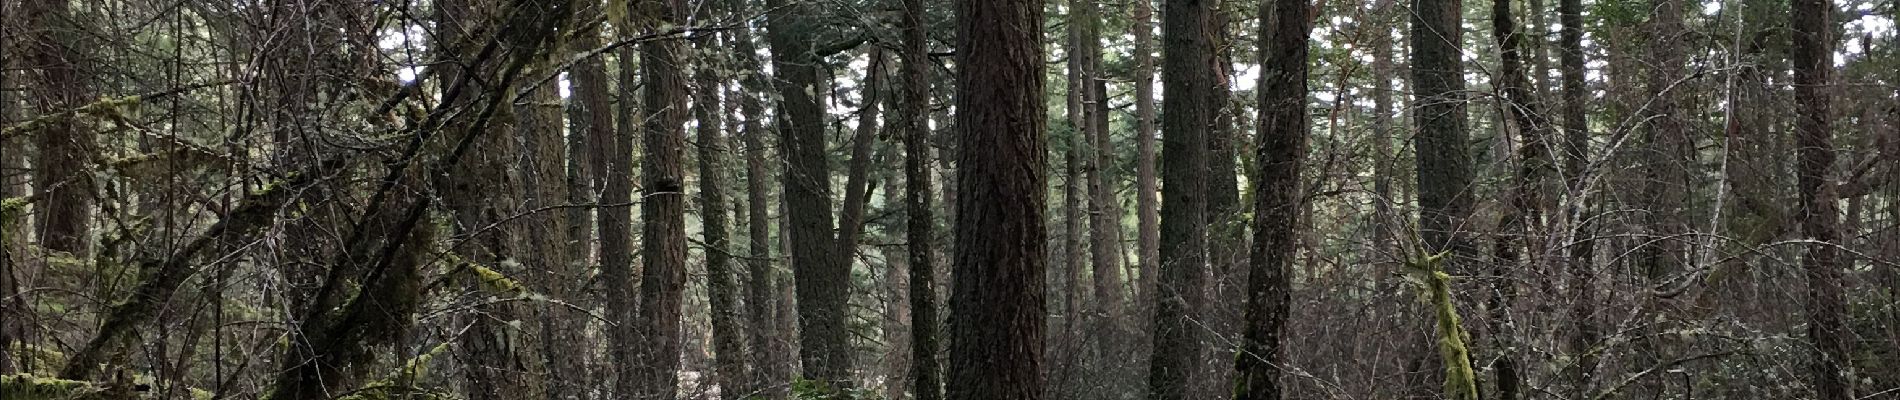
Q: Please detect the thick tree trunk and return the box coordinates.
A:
[1232,0,1309,396]
[20,0,94,257]
[522,77,581,400]
[1410,0,1474,394]
[1199,8,1245,399]
[1791,0,1851,396]
[1411,0,1472,263]
[946,0,1047,397]
[901,0,943,396]
[636,0,691,395]
[441,2,536,395]
[1148,0,1215,396]
[1557,0,1599,392]
[15,0,93,377]
[764,0,852,387]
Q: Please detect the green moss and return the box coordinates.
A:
[8,344,69,375]
[1,95,143,137]
[1401,251,1478,400]
[468,263,521,293]
[332,343,452,400]
[444,254,523,295]
[1,374,102,400]
[1,197,25,238]
[1,197,26,216]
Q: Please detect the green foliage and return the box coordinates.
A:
[467,262,523,293]
[440,254,527,295]
[1587,0,1649,27]
[1,94,139,135]
[1,374,102,400]
[103,144,228,184]
[1399,251,1478,400]
[1,197,26,239]
[333,343,454,400]
[6,344,68,376]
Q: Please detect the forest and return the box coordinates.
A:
[0,0,1896,397]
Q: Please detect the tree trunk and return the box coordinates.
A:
[441,1,537,396]
[1059,0,1089,392]
[522,75,581,400]
[1557,0,1598,392]
[765,0,852,387]
[836,49,885,290]
[695,17,747,399]
[604,38,641,400]
[728,2,785,395]
[636,0,691,394]
[947,0,1047,397]
[1640,0,1691,294]
[1791,0,1851,396]
[1199,7,1245,398]
[1487,0,1552,395]
[1132,0,1161,321]
[20,0,94,257]
[15,0,95,377]
[0,11,21,371]
[902,0,943,396]
[562,14,613,396]
[1148,0,1215,396]
[880,142,912,400]
[1410,0,1474,394]
[1082,0,1132,386]
[1080,0,1124,328]
[1232,0,1309,396]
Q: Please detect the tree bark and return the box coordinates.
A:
[604,34,641,400]
[1487,0,1552,395]
[902,0,943,396]
[439,2,537,396]
[1792,0,1852,396]
[836,49,886,291]
[1086,3,1124,381]
[1410,0,1474,393]
[1640,0,1691,292]
[695,16,747,399]
[727,1,785,395]
[1148,0,1216,396]
[947,0,1047,396]
[1199,7,1246,398]
[522,76,581,400]
[1080,0,1124,326]
[562,14,613,396]
[1132,0,1161,319]
[1557,0,1599,392]
[0,7,21,371]
[1060,0,1089,391]
[1232,0,1308,396]
[15,0,93,377]
[636,0,691,395]
[765,0,853,387]
[20,0,94,257]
